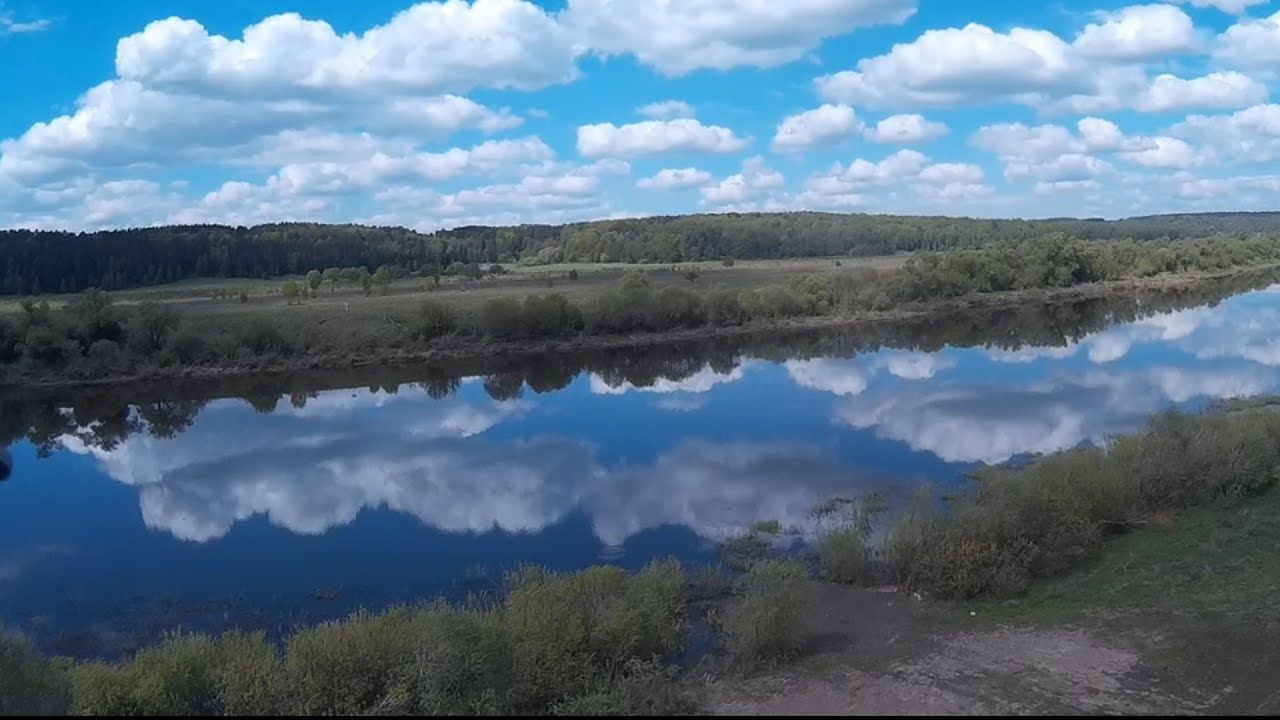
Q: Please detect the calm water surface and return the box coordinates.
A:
[5,280,1280,657]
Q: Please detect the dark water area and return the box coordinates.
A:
[4,273,1280,659]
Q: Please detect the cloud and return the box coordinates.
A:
[799,149,989,207]
[771,104,863,153]
[865,114,949,144]
[588,361,752,395]
[700,157,786,205]
[636,167,713,189]
[1178,0,1266,12]
[61,383,901,547]
[576,118,749,158]
[564,0,917,75]
[636,100,695,119]
[971,119,1197,182]
[1072,4,1199,61]
[1173,103,1280,164]
[815,11,1248,115]
[814,23,1086,108]
[1132,71,1266,113]
[0,12,50,35]
[115,2,578,96]
[1215,10,1280,67]
[835,364,1277,464]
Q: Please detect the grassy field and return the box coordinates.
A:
[0,255,904,318]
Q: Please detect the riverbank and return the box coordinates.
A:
[7,261,1280,391]
[5,400,1278,715]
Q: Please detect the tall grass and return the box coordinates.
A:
[721,560,812,666]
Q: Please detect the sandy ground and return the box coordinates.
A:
[706,584,1211,715]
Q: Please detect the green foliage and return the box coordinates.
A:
[817,527,869,585]
[372,266,393,294]
[280,280,301,304]
[412,299,458,340]
[126,301,179,355]
[305,269,323,294]
[286,608,422,715]
[238,318,290,355]
[0,562,696,716]
[888,407,1280,600]
[0,634,70,716]
[721,560,811,666]
[479,297,523,339]
[7,212,1280,296]
[619,269,649,292]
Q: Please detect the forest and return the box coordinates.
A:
[4,211,1280,295]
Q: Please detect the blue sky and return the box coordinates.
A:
[1,0,1279,230]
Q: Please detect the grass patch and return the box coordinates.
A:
[975,486,1280,714]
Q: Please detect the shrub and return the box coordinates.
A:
[521,294,582,338]
[166,327,208,364]
[87,338,126,370]
[887,407,1280,600]
[413,299,458,340]
[505,560,686,708]
[238,318,289,355]
[71,634,222,715]
[380,604,511,716]
[721,560,810,666]
[649,287,706,329]
[0,634,70,716]
[552,660,700,716]
[479,297,523,339]
[619,270,649,292]
[285,608,422,715]
[706,290,744,326]
[817,527,869,585]
[215,632,286,716]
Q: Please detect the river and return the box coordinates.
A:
[3,274,1279,658]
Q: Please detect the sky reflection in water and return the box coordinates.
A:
[4,284,1280,656]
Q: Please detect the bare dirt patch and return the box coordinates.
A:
[706,584,1206,715]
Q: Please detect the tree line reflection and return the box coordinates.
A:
[2,270,1275,456]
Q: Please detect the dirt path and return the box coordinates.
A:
[706,585,1208,715]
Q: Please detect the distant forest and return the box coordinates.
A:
[4,211,1280,295]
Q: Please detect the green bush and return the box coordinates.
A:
[285,608,423,715]
[888,407,1280,600]
[521,294,582,338]
[721,560,810,666]
[0,634,70,716]
[505,560,686,708]
[478,297,523,339]
[380,604,511,715]
[552,660,700,716]
[413,299,458,340]
[71,634,223,715]
[817,526,869,585]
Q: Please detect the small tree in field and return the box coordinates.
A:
[306,270,322,297]
[372,266,392,295]
[281,280,301,305]
[323,267,340,293]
